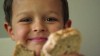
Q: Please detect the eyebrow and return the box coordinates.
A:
[16,10,61,17]
[46,11,61,17]
[16,10,33,17]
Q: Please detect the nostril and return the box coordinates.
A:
[34,30,37,32]
[41,30,45,31]
[33,29,45,32]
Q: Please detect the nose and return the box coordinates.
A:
[32,22,46,33]
[33,28,45,32]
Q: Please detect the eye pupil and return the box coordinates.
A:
[47,18,52,21]
[46,17,57,21]
[25,19,31,21]
[19,17,32,23]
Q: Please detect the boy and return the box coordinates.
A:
[3,0,82,56]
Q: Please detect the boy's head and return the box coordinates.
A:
[4,0,69,26]
[4,0,71,55]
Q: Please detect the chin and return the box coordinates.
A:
[26,41,46,51]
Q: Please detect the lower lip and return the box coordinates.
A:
[28,38,48,42]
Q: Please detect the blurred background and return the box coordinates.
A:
[0,0,100,56]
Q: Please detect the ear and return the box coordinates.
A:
[4,22,15,40]
[64,19,72,28]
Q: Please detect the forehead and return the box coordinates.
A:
[12,0,63,18]
[13,0,61,4]
[12,0,62,10]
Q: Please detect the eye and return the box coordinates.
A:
[45,17,58,23]
[19,17,32,23]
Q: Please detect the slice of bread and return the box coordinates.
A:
[42,28,81,56]
[13,42,35,56]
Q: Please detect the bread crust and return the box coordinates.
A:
[13,42,35,56]
[42,28,81,56]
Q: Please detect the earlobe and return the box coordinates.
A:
[65,19,72,28]
[4,22,15,40]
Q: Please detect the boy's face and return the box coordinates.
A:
[4,0,71,54]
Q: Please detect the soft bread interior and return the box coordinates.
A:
[13,42,35,56]
[42,28,81,56]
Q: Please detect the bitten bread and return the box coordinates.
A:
[13,42,35,56]
[42,28,81,56]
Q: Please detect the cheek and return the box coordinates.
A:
[48,24,63,33]
[13,27,29,42]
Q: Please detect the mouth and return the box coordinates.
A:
[28,37,48,43]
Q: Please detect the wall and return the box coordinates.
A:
[0,0,9,37]
[68,0,100,56]
[0,38,15,56]
[0,0,100,56]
